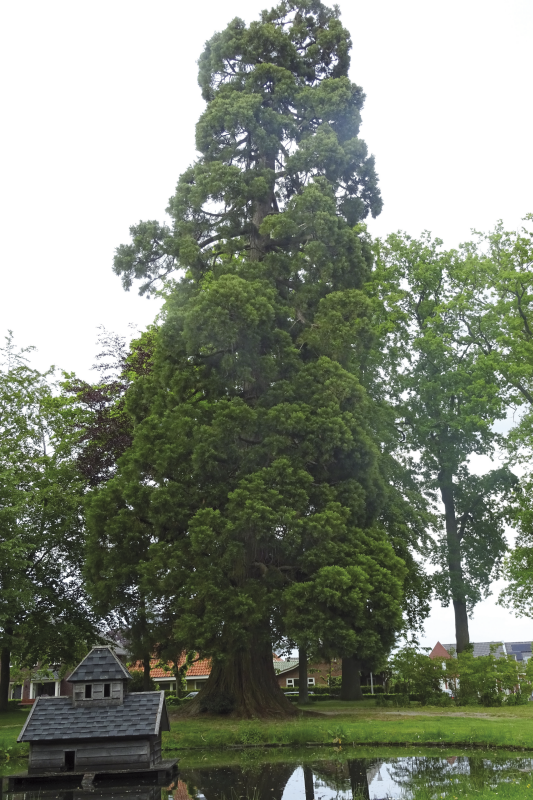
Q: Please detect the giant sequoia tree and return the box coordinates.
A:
[87,0,409,717]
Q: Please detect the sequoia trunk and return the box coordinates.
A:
[0,644,10,712]
[304,765,315,799]
[249,153,276,262]
[192,762,295,800]
[180,635,297,718]
[439,471,470,653]
[341,656,363,700]
[348,759,370,800]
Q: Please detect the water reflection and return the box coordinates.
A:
[177,755,533,799]
[4,755,533,800]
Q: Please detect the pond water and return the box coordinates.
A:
[3,752,533,800]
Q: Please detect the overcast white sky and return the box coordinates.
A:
[1,0,532,649]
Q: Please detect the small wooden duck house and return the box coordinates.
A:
[17,646,171,776]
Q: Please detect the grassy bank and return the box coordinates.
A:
[164,703,533,752]
[175,743,528,770]
[0,709,30,766]
[4,703,533,765]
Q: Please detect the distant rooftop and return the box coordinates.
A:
[434,641,533,661]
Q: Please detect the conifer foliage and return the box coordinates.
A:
[88,1,407,716]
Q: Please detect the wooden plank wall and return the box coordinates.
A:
[29,739,151,771]
[151,735,162,765]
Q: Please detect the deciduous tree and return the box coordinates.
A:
[0,335,95,711]
[375,233,517,653]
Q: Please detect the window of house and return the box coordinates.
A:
[307,678,315,686]
[84,684,92,699]
[104,683,111,698]
[286,679,294,687]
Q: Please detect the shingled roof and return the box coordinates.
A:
[18,693,169,742]
[505,642,533,662]
[68,646,131,683]
[441,642,507,659]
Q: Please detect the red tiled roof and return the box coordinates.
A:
[174,780,194,799]
[132,652,285,679]
[130,655,211,679]
[429,641,451,660]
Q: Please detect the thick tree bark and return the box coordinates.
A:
[143,655,152,691]
[439,471,470,653]
[179,635,297,718]
[188,763,295,800]
[299,646,309,705]
[341,656,363,700]
[348,759,370,800]
[303,765,315,800]
[0,644,10,712]
[250,153,276,261]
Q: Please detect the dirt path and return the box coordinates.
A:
[317,709,510,720]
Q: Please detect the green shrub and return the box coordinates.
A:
[505,691,529,706]
[165,694,184,707]
[446,645,532,707]
[390,646,445,705]
[376,693,410,708]
[128,671,156,692]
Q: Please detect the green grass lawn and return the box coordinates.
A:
[165,701,533,751]
[4,701,533,767]
[0,708,30,765]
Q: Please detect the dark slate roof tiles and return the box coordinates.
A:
[18,692,168,742]
[441,641,533,660]
[67,647,131,683]
[505,642,533,661]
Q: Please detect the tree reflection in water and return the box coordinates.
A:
[176,754,533,799]
[387,754,533,797]
[180,762,295,800]
[310,758,375,798]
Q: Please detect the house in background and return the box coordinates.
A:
[430,641,533,661]
[274,658,343,688]
[429,640,533,693]
[8,640,129,703]
[147,657,211,693]
[142,653,344,692]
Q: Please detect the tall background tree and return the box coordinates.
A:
[64,327,159,690]
[83,0,423,716]
[0,334,95,711]
[375,233,517,653]
[465,217,533,617]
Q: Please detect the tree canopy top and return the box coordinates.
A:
[198,1,352,100]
